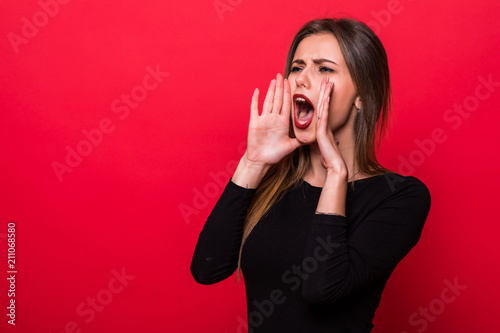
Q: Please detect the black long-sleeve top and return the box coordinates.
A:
[191,173,431,332]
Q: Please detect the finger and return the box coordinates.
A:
[250,88,260,118]
[326,82,334,109]
[318,82,333,131]
[327,129,341,154]
[272,73,284,115]
[282,78,291,118]
[319,96,331,134]
[288,137,303,152]
[263,79,276,114]
[317,95,338,156]
[317,77,328,120]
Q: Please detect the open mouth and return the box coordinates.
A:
[293,94,315,129]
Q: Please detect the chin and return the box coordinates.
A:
[293,124,317,145]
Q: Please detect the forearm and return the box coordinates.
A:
[302,175,431,304]
[191,180,256,284]
[315,172,348,216]
[231,152,271,189]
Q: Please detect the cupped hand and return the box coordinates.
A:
[316,78,348,177]
[245,73,302,167]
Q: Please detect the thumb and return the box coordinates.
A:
[288,138,303,152]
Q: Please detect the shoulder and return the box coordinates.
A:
[350,173,431,214]
[378,173,431,201]
[354,173,429,196]
[369,173,431,218]
[347,174,431,239]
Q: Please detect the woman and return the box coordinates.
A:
[191,17,431,332]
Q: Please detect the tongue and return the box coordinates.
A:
[298,104,313,123]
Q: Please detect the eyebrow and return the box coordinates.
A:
[291,58,339,66]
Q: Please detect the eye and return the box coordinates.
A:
[319,66,334,73]
[290,66,303,73]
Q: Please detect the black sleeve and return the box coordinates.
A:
[301,176,431,304]
[190,179,257,285]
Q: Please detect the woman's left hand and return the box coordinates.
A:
[316,78,348,179]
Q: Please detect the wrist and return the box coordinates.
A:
[232,153,271,189]
[325,168,348,183]
[243,152,272,172]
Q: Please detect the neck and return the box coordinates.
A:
[305,132,358,187]
[302,105,367,186]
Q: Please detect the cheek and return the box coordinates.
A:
[331,85,356,111]
[328,93,353,125]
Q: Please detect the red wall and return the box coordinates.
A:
[1,0,499,332]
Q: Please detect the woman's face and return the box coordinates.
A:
[288,33,360,144]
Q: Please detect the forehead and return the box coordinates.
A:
[293,33,345,64]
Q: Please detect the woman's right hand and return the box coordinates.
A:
[246,73,301,166]
[232,73,302,188]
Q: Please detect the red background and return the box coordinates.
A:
[1,0,499,332]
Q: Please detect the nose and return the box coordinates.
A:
[295,69,310,89]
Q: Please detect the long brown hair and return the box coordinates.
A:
[237,17,392,276]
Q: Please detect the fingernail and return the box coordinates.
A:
[326,77,329,84]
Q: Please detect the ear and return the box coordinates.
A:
[354,96,362,110]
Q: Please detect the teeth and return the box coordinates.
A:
[296,97,305,102]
